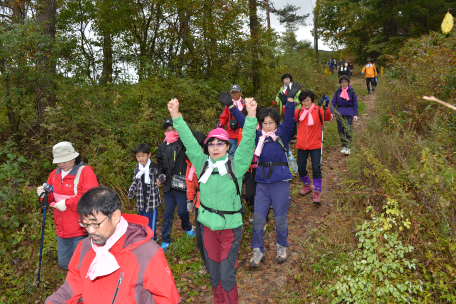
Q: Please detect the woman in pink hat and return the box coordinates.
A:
[36,141,99,269]
[168,96,257,304]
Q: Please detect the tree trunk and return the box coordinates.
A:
[265,0,271,29]
[35,0,57,118]
[177,11,191,77]
[99,30,113,86]
[249,0,260,96]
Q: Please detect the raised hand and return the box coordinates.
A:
[278,92,287,104]
[245,98,257,118]
[168,98,181,119]
[287,82,303,99]
[217,92,233,108]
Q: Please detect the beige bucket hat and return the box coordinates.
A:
[52,141,79,164]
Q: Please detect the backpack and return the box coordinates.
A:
[198,158,245,220]
[257,135,289,179]
[335,89,354,108]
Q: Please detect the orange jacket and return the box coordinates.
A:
[185,160,200,208]
[362,64,378,78]
[294,106,332,150]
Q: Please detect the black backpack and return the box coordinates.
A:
[198,158,245,220]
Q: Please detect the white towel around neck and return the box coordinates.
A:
[199,157,229,184]
[136,159,151,184]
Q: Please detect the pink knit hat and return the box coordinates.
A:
[204,128,230,144]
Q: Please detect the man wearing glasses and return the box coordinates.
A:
[46,187,181,304]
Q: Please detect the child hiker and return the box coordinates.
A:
[128,143,161,241]
[157,118,195,252]
[294,90,332,204]
[185,131,208,276]
[217,83,302,267]
[168,96,257,304]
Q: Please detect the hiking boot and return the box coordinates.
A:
[197,265,207,276]
[372,88,376,92]
[276,244,289,263]
[344,148,351,155]
[161,242,171,252]
[340,147,348,154]
[313,191,322,204]
[263,223,267,231]
[248,217,253,225]
[249,248,265,268]
[186,228,196,238]
[300,184,313,196]
[368,91,371,94]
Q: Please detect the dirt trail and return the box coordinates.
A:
[173,77,378,303]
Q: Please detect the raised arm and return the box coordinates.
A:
[217,91,246,128]
[168,99,207,173]
[233,98,257,177]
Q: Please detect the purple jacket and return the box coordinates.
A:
[330,85,358,116]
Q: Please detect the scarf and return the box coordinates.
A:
[282,84,291,94]
[232,98,244,111]
[164,130,179,144]
[340,87,350,101]
[86,216,129,281]
[366,63,374,68]
[299,104,316,125]
[255,129,277,157]
[187,165,196,181]
[136,159,151,184]
[199,157,228,184]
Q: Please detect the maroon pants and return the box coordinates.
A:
[201,225,242,304]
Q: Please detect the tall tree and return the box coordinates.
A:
[249,0,260,95]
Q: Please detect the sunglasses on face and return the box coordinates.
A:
[208,142,226,148]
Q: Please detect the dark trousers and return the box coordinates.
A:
[297,148,322,179]
[161,190,192,243]
[336,115,353,148]
[243,168,257,208]
[366,77,376,92]
[138,208,158,241]
[202,225,242,304]
[195,208,206,264]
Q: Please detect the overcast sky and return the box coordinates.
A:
[259,0,332,51]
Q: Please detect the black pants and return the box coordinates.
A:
[297,148,322,179]
[336,115,353,148]
[195,208,206,264]
[366,77,376,92]
[243,168,257,208]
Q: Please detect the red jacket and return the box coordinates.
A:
[219,103,244,140]
[185,160,200,208]
[45,214,181,304]
[46,163,99,238]
[294,107,332,150]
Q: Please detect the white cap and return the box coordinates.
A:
[52,141,79,164]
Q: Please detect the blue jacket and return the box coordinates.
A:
[229,102,295,184]
[330,85,358,117]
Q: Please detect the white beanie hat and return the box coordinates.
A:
[52,141,79,164]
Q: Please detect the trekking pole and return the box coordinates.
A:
[36,184,53,287]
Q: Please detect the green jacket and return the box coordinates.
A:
[275,85,301,115]
[173,115,257,231]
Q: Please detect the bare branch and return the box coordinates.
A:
[423,96,456,111]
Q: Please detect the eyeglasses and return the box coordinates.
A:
[78,214,111,229]
[262,122,276,126]
[208,142,226,148]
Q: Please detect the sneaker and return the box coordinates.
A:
[345,148,351,155]
[186,228,196,238]
[249,248,265,268]
[248,217,253,225]
[161,242,171,252]
[276,244,289,263]
[313,191,321,204]
[197,265,207,276]
[300,184,313,196]
[263,223,267,231]
[340,147,347,154]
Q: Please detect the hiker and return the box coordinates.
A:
[167,96,257,304]
[219,84,245,157]
[227,83,302,266]
[156,118,195,252]
[128,143,161,240]
[294,90,331,204]
[338,63,350,78]
[339,58,345,68]
[330,75,358,155]
[347,60,354,76]
[362,58,378,94]
[185,131,208,276]
[45,187,181,304]
[37,141,98,270]
[273,73,301,117]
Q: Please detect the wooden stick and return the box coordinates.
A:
[423,96,456,111]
